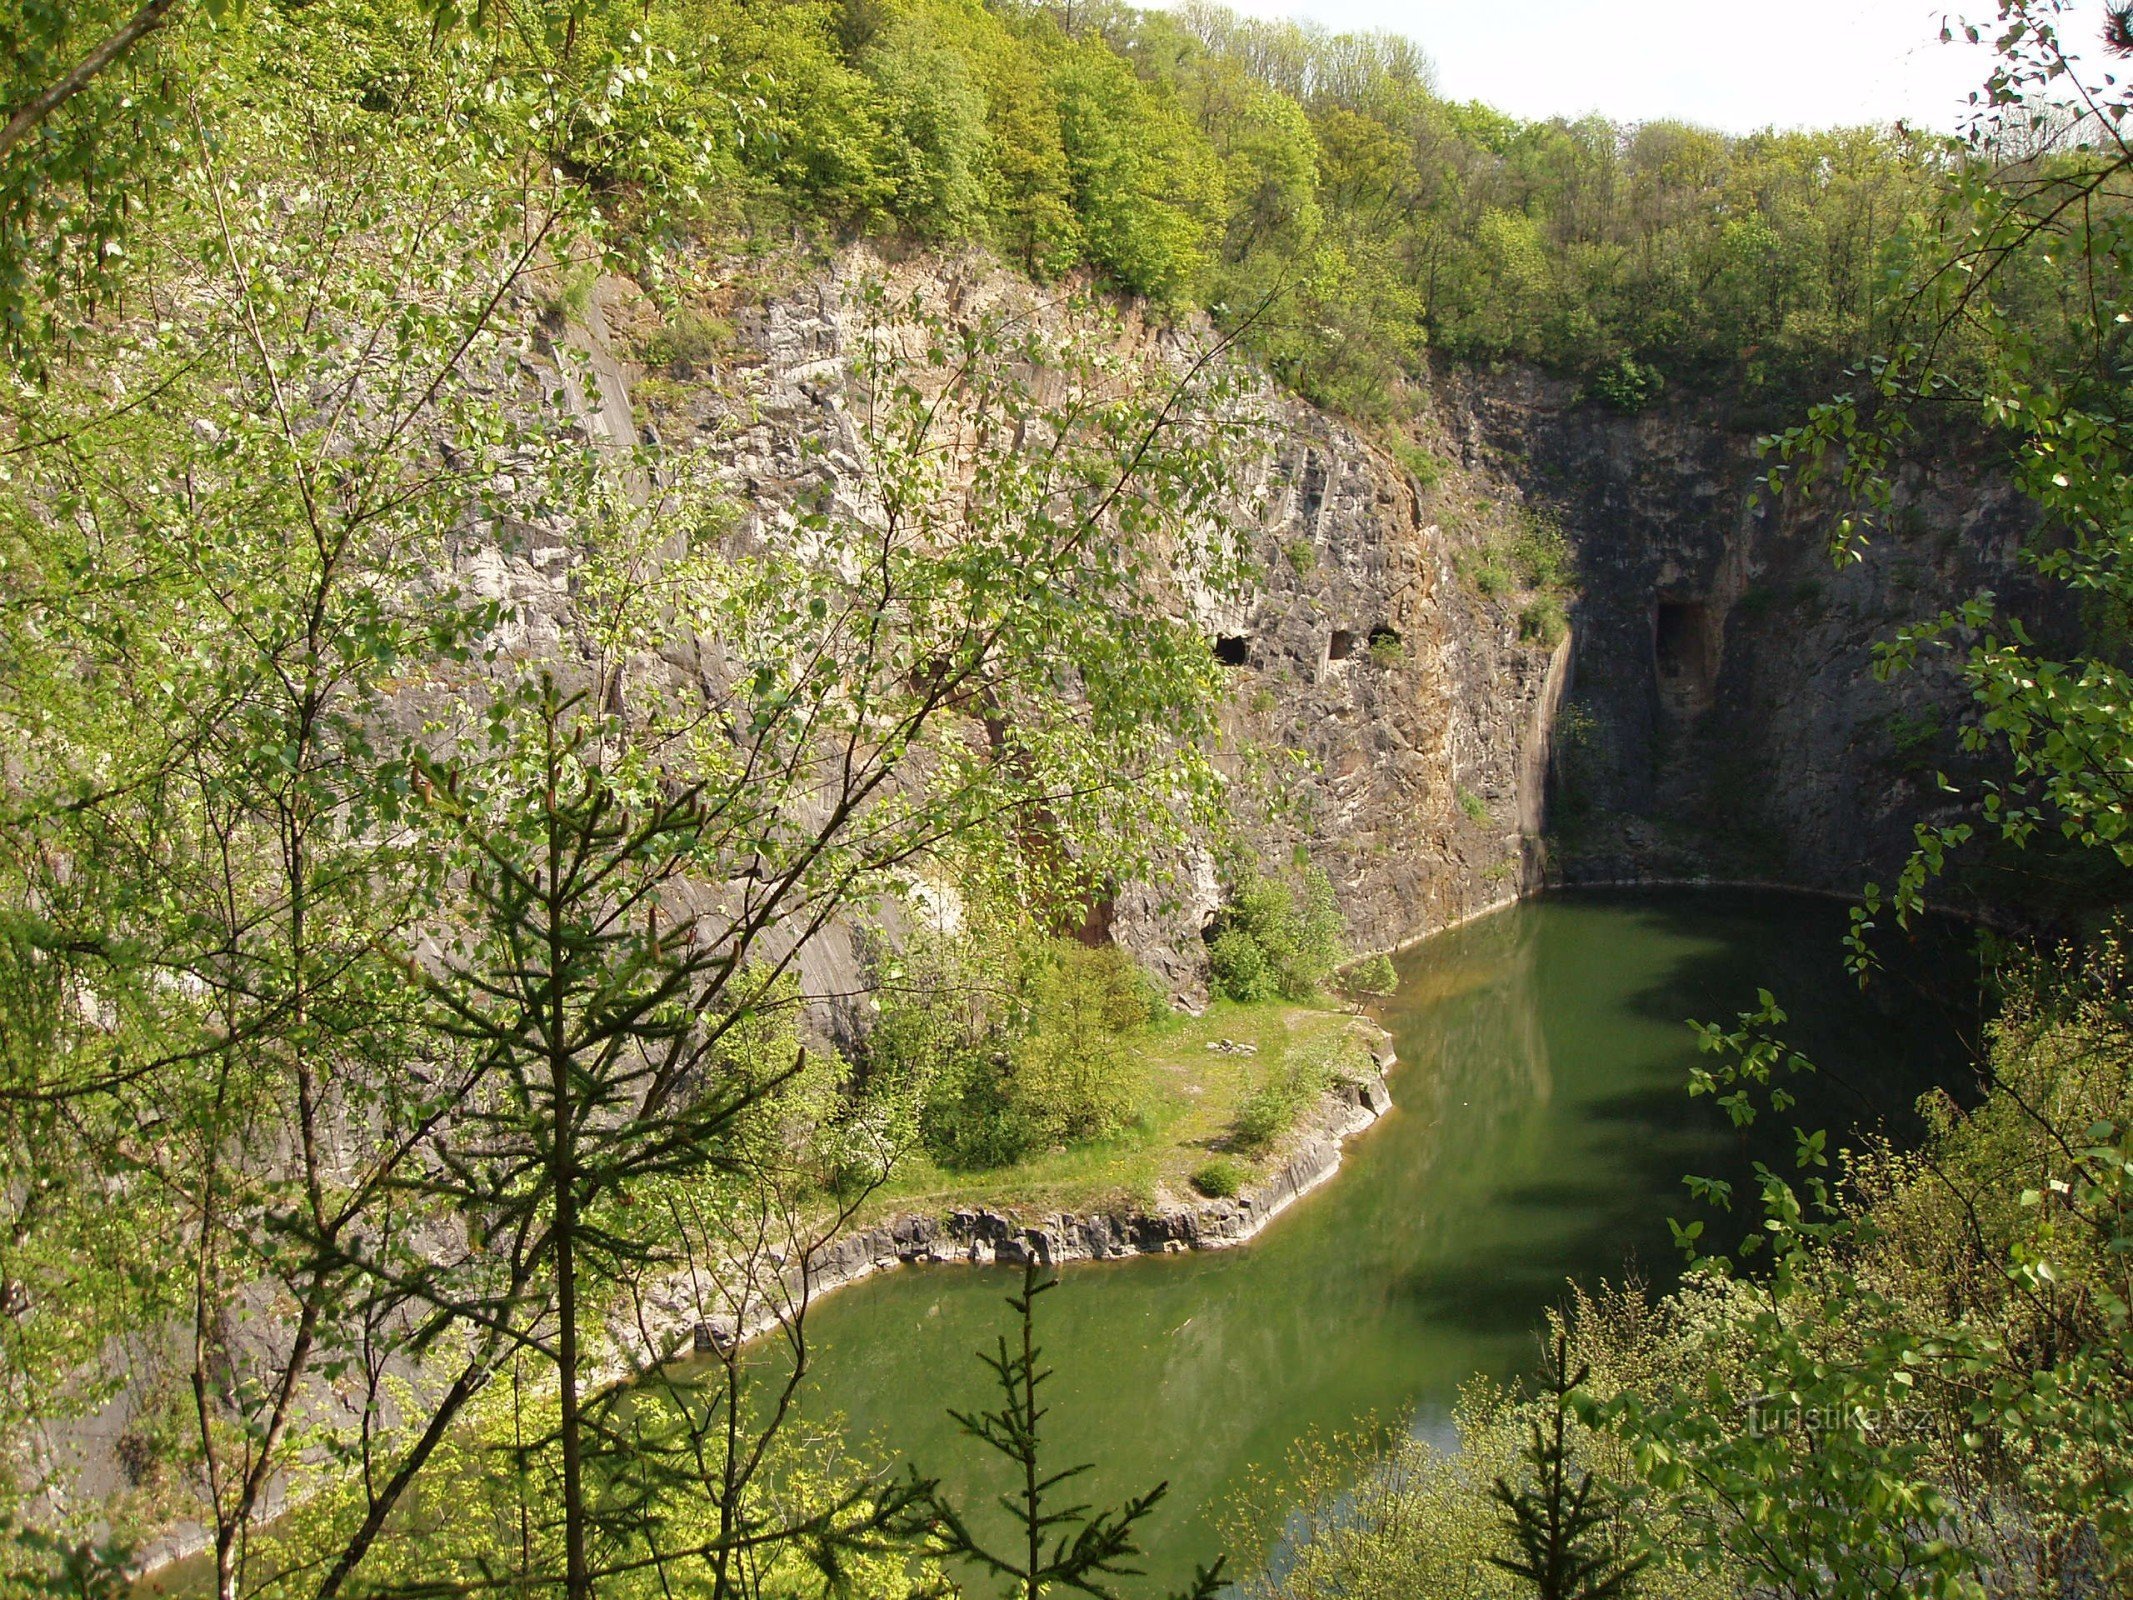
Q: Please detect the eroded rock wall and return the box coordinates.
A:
[1436,366,2054,897]
[599,248,1570,985]
[584,247,2037,967]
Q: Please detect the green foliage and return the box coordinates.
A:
[245,1340,940,1600]
[0,0,1969,419]
[397,683,853,1598]
[1228,1076,1307,1155]
[1190,1158,1246,1199]
[1262,27,2133,1600]
[1207,864,1348,1003]
[1470,552,1516,600]
[1486,1334,1649,1600]
[1016,943,1161,1144]
[1386,436,1442,489]
[1341,953,1397,997]
[1,1528,131,1600]
[0,37,1261,1578]
[1509,514,1574,591]
[1366,630,1404,668]
[1205,927,1271,1002]
[1520,593,1569,648]
[861,14,995,237]
[1054,40,1223,301]
[643,306,735,373]
[873,923,1160,1171]
[1228,1035,1350,1155]
[11,1,2132,1594]
[1588,356,1666,413]
[1458,788,1491,826]
[1753,5,2133,942]
[1284,539,1317,575]
[1462,509,1577,643]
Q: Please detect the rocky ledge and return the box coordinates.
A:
[616,1037,1398,1366]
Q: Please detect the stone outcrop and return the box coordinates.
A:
[1145,398,1571,971]
[599,248,2041,979]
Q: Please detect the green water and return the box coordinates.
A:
[777,890,1979,1588]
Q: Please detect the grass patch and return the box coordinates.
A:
[1457,505,1578,642]
[854,1001,1373,1224]
[1386,435,1442,490]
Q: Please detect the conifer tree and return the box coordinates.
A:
[1486,1332,1648,1600]
[926,1261,1224,1600]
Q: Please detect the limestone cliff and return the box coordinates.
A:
[1435,366,2056,898]
[590,248,1572,991]
[578,247,2039,981]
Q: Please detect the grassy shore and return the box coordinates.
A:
[855,999,1383,1225]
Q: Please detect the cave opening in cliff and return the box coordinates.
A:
[1653,599,1713,691]
[1214,635,1250,666]
[1329,629,1356,661]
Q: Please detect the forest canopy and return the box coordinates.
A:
[3,0,1974,415]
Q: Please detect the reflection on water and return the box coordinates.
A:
[783,891,1979,1589]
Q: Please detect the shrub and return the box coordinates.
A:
[1190,1158,1246,1199]
[1518,592,1568,647]
[634,374,690,413]
[1343,953,1397,996]
[644,307,735,375]
[1230,1079,1295,1153]
[1014,943,1155,1143]
[1206,864,1348,1003]
[538,259,599,326]
[1367,631,1405,668]
[1468,555,1515,599]
[1229,1038,1336,1154]
[1209,927,1276,1003]
[1284,540,1317,575]
[1590,354,1666,412]
[1508,513,1573,590]
[872,923,1157,1169]
[1458,788,1489,825]
[923,1054,1044,1169]
[1462,510,1576,629]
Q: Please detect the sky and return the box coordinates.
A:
[1164,0,2119,134]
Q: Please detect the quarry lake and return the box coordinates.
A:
[774,889,1981,1590]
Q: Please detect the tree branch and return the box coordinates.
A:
[0,0,183,159]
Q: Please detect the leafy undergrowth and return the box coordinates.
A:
[856,1001,1377,1225]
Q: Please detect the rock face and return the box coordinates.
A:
[606,249,1575,990]
[1152,398,1572,970]
[602,250,2043,981]
[1436,366,2058,896]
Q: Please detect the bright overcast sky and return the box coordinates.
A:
[1166,1,2119,134]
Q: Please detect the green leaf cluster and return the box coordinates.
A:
[868,918,1162,1171]
[1206,862,1347,1003]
